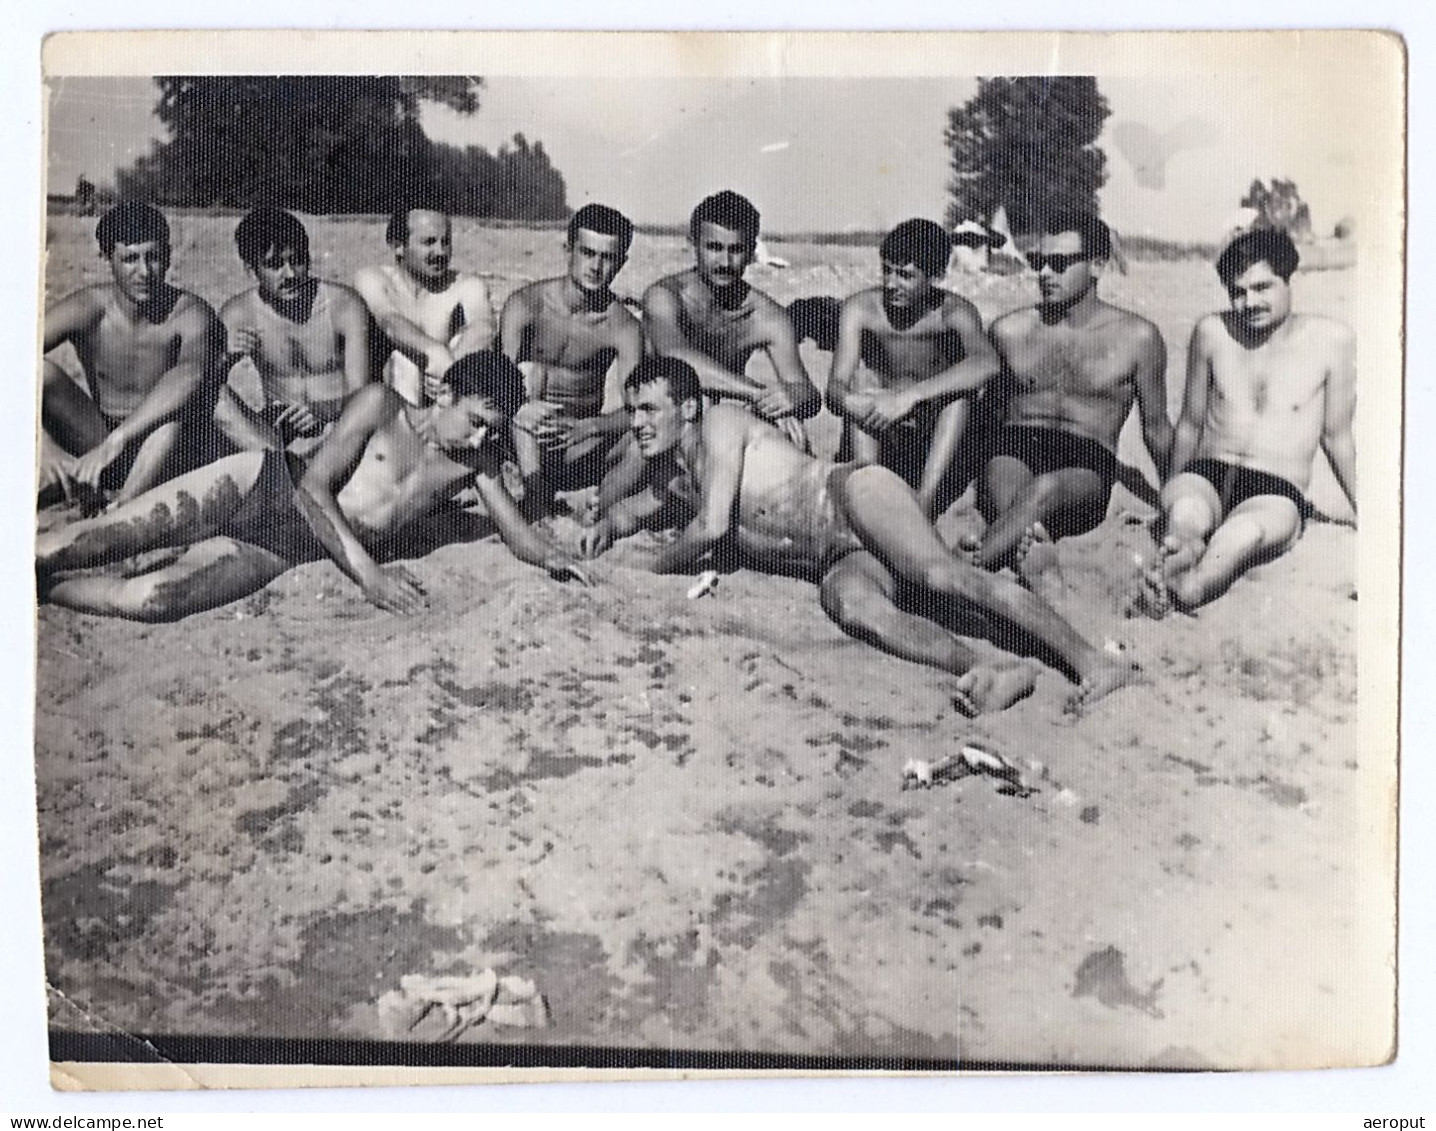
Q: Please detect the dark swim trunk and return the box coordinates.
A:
[221,449,326,564]
[987,425,1118,538]
[1186,458,1314,527]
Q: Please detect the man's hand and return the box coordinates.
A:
[362,563,429,615]
[753,384,796,421]
[579,519,615,559]
[71,432,127,489]
[40,448,77,502]
[273,402,323,440]
[775,415,810,452]
[544,554,593,586]
[561,417,600,452]
[865,388,918,432]
[228,325,262,357]
[514,401,570,452]
[422,346,457,401]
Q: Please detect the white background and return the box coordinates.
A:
[4,0,1430,1116]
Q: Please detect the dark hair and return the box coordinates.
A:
[385,202,449,247]
[1216,227,1300,285]
[96,202,170,257]
[689,190,761,247]
[444,351,525,419]
[234,208,310,269]
[1042,211,1112,260]
[624,356,704,408]
[568,204,634,254]
[880,219,953,277]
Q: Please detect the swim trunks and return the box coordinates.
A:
[1185,457,1314,526]
[987,425,1117,538]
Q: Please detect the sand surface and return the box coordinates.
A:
[35,214,1387,1070]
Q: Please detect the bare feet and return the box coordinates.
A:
[953,660,1038,717]
[1014,521,1063,598]
[1130,534,1203,619]
[1065,658,1146,715]
[955,531,983,565]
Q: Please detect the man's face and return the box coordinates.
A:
[432,392,507,452]
[627,380,689,459]
[108,239,171,305]
[567,228,627,293]
[397,210,453,283]
[252,244,312,303]
[1024,231,1098,306]
[881,258,935,311]
[1226,260,1292,332]
[694,221,754,289]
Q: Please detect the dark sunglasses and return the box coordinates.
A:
[1025,252,1088,273]
[951,232,991,249]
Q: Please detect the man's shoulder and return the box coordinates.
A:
[1102,303,1163,347]
[450,271,492,299]
[990,305,1040,337]
[219,287,260,320]
[344,381,404,421]
[353,263,395,288]
[937,288,982,323]
[169,288,220,326]
[646,270,692,297]
[506,277,553,309]
[841,288,884,318]
[1290,312,1355,347]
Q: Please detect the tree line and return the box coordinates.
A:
[112,77,569,221]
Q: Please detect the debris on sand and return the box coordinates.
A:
[376,969,551,1042]
[901,744,1039,797]
[687,570,721,600]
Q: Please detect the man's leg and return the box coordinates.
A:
[818,550,1036,716]
[837,465,1139,712]
[975,467,1105,570]
[1168,495,1302,611]
[915,399,970,519]
[45,535,290,622]
[116,418,199,505]
[1134,472,1222,617]
[41,360,109,457]
[37,451,271,575]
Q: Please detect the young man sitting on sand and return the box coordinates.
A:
[1135,227,1357,616]
[218,207,374,460]
[826,219,1001,518]
[581,357,1141,716]
[354,203,497,407]
[37,352,590,622]
[500,203,645,518]
[964,212,1173,600]
[41,202,228,510]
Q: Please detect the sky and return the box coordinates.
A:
[46,72,1359,242]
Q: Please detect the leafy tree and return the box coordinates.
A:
[944,77,1110,233]
[1240,177,1313,241]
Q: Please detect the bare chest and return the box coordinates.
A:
[528,311,618,373]
[87,316,181,390]
[681,298,763,364]
[864,323,964,382]
[1209,341,1327,417]
[1005,329,1134,396]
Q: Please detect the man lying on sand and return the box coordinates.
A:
[964,213,1173,600]
[218,208,374,459]
[355,204,497,407]
[501,204,645,518]
[1135,228,1357,616]
[582,357,1141,716]
[826,219,1001,518]
[41,202,227,510]
[37,352,590,622]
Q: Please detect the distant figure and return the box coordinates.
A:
[500,204,645,518]
[583,358,1142,717]
[37,353,590,622]
[1136,228,1357,616]
[354,204,496,406]
[947,217,1007,273]
[826,219,1001,517]
[642,190,820,453]
[967,212,1172,599]
[41,202,226,510]
[218,208,373,459]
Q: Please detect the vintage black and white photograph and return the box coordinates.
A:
[29,30,1402,1086]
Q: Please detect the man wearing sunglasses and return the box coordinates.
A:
[970,212,1173,599]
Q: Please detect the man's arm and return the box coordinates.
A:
[72,299,224,486]
[1169,318,1215,479]
[293,386,428,612]
[756,299,821,421]
[571,313,647,445]
[499,285,538,364]
[642,282,764,401]
[334,285,375,396]
[353,267,453,376]
[1131,321,1175,481]
[653,411,746,574]
[825,295,870,419]
[43,288,102,354]
[1320,324,1358,520]
[469,460,590,583]
[581,466,671,558]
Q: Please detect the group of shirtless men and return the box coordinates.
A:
[36,189,1357,716]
